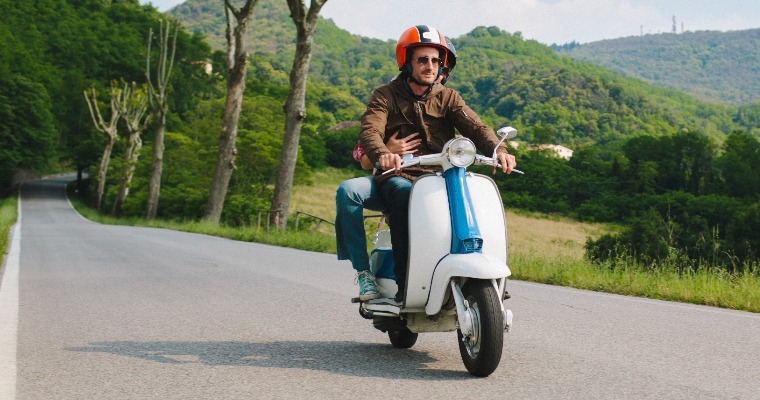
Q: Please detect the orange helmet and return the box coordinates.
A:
[395,25,448,71]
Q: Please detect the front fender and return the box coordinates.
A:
[425,253,511,315]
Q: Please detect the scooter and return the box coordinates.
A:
[352,127,519,377]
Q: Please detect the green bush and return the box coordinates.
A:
[0,196,17,257]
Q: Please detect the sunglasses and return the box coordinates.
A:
[415,56,443,66]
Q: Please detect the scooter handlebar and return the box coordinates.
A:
[379,158,423,175]
[475,155,524,174]
[377,153,523,175]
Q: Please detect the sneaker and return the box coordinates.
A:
[356,270,380,301]
[394,290,404,304]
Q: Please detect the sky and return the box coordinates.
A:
[141,0,760,45]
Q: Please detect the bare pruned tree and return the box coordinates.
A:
[271,0,327,229]
[112,82,150,217]
[145,20,178,220]
[84,82,122,211]
[203,0,260,224]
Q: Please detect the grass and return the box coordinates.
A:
[67,169,759,313]
[0,196,18,265]
[511,255,759,312]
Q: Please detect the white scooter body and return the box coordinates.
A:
[364,172,513,333]
[359,129,519,340]
[356,129,519,377]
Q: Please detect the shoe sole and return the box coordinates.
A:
[359,292,381,301]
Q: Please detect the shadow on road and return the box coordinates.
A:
[67,340,471,380]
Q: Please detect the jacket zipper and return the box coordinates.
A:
[415,101,430,145]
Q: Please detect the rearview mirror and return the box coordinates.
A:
[496,126,518,140]
[493,126,518,158]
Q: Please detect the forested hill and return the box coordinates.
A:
[170,0,758,147]
[555,29,760,105]
[4,0,760,265]
[169,0,302,52]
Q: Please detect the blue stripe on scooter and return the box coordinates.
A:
[443,167,482,254]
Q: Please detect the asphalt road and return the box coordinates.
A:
[1,176,759,399]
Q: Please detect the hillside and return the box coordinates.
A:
[168,0,294,52]
[556,29,760,105]
[169,0,756,148]
[169,0,398,103]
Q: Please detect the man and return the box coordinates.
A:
[335,35,457,301]
[359,25,516,303]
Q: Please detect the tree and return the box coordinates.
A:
[203,0,259,224]
[0,74,57,193]
[144,20,178,220]
[84,82,122,211]
[271,0,327,229]
[714,131,760,198]
[671,130,715,195]
[112,81,150,217]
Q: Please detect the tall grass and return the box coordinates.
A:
[67,169,760,313]
[0,196,18,262]
[511,254,760,312]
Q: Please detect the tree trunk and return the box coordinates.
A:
[112,82,149,217]
[205,74,245,222]
[145,109,165,219]
[203,0,259,224]
[271,0,326,229]
[111,133,142,217]
[145,21,178,220]
[94,135,116,211]
[83,84,122,211]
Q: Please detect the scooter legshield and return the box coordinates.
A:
[405,173,508,311]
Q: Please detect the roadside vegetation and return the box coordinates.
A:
[68,171,759,313]
[0,196,17,263]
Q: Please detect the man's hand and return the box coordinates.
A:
[378,153,402,174]
[376,130,419,174]
[386,131,421,156]
[494,151,517,174]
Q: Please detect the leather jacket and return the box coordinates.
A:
[359,75,506,184]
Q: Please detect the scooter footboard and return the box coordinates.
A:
[425,253,511,316]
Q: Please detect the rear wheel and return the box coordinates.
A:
[388,328,418,348]
[457,279,504,377]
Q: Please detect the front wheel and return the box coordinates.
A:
[388,328,418,348]
[457,279,504,377]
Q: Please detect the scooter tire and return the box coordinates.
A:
[388,328,418,349]
[457,279,504,377]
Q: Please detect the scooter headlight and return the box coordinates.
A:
[447,138,476,167]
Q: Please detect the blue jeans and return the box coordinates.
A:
[378,176,412,295]
[335,176,386,272]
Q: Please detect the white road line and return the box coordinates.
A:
[0,194,20,399]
